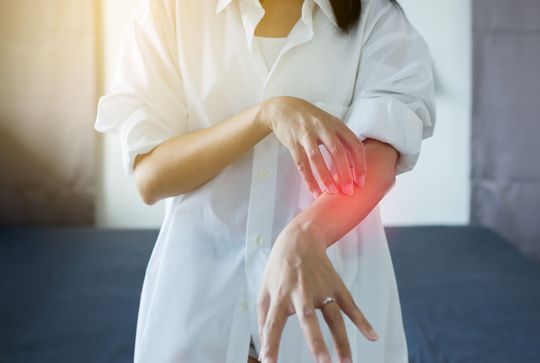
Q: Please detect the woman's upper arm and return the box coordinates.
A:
[363,137,399,190]
[343,0,436,176]
[94,0,188,178]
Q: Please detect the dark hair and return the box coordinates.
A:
[329,0,402,33]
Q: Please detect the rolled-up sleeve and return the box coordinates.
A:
[94,0,188,177]
[344,0,436,176]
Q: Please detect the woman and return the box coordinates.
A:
[95,0,435,362]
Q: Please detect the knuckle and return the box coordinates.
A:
[274,290,288,305]
[295,160,306,173]
[312,117,324,128]
[298,123,311,136]
[269,319,279,329]
[310,340,327,356]
[306,146,319,159]
[288,140,300,151]
[299,305,316,319]
[286,303,296,316]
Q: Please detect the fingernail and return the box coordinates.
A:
[313,190,321,199]
[318,352,331,363]
[344,182,353,196]
[328,183,339,194]
[370,328,379,341]
[343,358,352,363]
[360,174,366,189]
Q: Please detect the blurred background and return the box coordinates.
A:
[3,0,538,257]
[1,1,539,362]
[1,0,472,227]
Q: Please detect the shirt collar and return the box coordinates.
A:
[215,0,339,28]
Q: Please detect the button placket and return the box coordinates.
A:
[243,131,279,349]
[239,0,313,344]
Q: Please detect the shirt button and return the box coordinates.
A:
[259,169,269,178]
[253,235,264,246]
[240,301,247,311]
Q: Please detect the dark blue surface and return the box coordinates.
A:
[0,226,539,363]
[386,225,540,363]
[0,228,157,363]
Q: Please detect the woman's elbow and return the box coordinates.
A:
[138,182,159,206]
[133,153,160,206]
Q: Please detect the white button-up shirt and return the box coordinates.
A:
[94,0,435,362]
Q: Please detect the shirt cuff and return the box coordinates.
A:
[345,95,425,176]
[96,94,179,177]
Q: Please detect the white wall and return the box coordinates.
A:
[379,0,472,225]
[96,0,167,228]
[95,0,472,228]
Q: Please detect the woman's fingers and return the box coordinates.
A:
[334,280,378,342]
[304,138,339,195]
[259,297,289,363]
[292,293,332,363]
[336,126,366,188]
[319,131,354,196]
[290,143,323,198]
[320,301,352,363]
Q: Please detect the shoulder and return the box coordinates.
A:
[362,0,400,14]
[360,0,406,27]
[135,0,209,28]
[360,0,426,44]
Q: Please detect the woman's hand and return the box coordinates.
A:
[257,96,366,197]
[257,223,379,363]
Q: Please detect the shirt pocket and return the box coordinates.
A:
[297,102,351,210]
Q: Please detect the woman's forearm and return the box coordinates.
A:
[134,102,272,205]
[285,138,399,249]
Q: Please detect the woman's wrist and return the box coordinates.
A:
[255,95,292,134]
[254,97,278,134]
[283,216,329,252]
[252,100,273,136]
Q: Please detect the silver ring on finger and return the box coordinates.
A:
[320,296,337,309]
